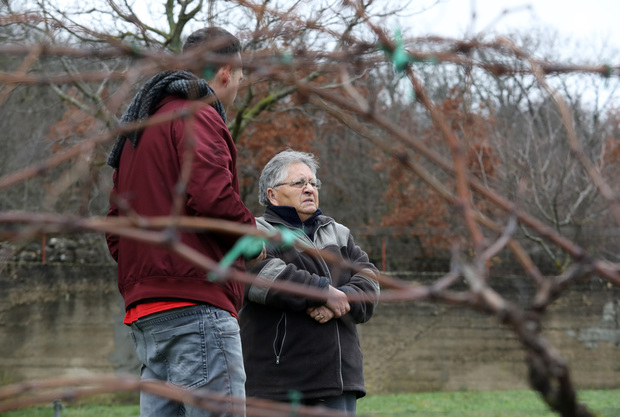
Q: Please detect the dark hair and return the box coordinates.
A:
[183,27,241,78]
[183,27,241,55]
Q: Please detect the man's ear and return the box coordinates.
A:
[267,188,278,206]
[218,64,232,87]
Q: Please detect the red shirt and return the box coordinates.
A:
[124,301,198,325]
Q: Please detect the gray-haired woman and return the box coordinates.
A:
[239,149,380,415]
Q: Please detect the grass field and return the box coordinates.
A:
[1,389,618,416]
[357,389,620,416]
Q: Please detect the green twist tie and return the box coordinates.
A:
[377,29,438,73]
[208,235,266,281]
[270,52,293,66]
[279,51,293,65]
[287,390,303,417]
[377,28,412,72]
[202,65,216,81]
[277,227,304,248]
[207,228,304,281]
[128,41,143,59]
[391,28,411,72]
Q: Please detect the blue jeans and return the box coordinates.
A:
[129,304,246,417]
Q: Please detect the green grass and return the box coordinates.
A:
[1,390,618,416]
[357,389,620,416]
[0,405,139,417]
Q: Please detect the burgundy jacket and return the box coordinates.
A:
[106,96,256,315]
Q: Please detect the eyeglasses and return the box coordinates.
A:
[273,178,322,190]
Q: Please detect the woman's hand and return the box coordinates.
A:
[306,286,350,324]
[325,285,350,318]
[307,305,334,324]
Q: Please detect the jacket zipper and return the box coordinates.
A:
[273,312,287,365]
[300,222,344,390]
[335,319,344,390]
[266,217,341,384]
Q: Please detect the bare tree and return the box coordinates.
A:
[1,2,620,417]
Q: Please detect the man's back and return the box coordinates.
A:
[108,95,254,314]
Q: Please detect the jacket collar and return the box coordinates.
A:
[265,206,323,237]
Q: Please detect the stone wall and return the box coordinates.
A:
[0,263,138,384]
[1,264,619,394]
[362,276,620,393]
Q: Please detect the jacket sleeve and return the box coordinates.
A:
[182,105,255,227]
[246,245,331,311]
[246,219,330,311]
[336,232,380,324]
[105,169,120,263]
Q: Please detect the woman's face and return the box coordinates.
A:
[267,162,320,222]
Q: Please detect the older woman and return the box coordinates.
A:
[239,149,380,415]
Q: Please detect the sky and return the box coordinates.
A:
[401,0,620,56]
[52,0,620,55]
[42,0,620,62]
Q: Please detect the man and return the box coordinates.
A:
[240,150,380,416]
[106,27,256,417]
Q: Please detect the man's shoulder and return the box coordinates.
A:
[156,96,218,116]
[156,97,228,139]
[316,217,350,248]
[255,216,275,232]
[155,95,187,111]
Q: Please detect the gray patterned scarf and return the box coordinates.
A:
[106,70,226,169]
